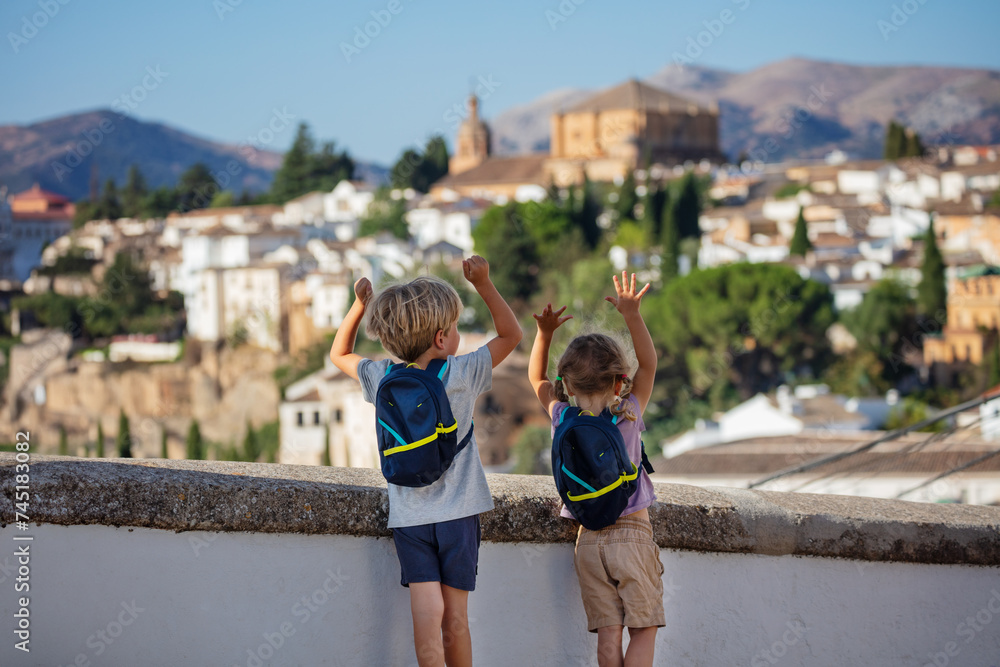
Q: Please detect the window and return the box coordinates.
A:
[296,411,303,426]
[335,409,342,423]
[313,411,321,425]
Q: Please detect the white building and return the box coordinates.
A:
[405,199,485,252]
[325,181,375,225]
[278,359,379,468]
[186,264,287,351]
[982,386,1000,442]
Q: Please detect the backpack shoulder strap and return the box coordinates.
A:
[640,441,655,474]
[425,358,448,380]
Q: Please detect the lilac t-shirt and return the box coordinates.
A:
[550,394,656,520]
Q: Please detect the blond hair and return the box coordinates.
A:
[553,333,637,421]
[365,276,462,362]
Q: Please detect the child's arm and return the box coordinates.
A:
[463,255,523,368]
[329,277,373,381]
[606,271,655,413]
[529,303,572,417]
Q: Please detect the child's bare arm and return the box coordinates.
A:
[463,255,523,368]
[606,271,655,413]
[529,303,572,417]
[329,278,373,380]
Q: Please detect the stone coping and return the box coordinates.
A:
[2,455,999,566]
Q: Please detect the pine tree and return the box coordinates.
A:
[904,129,925,158]
[574,178,602,249]
[271,123,315,203]
[789,207,813,257]
[58,426,68,456]
[884,120,904,161]
[97,179,122,221]
[419,135,450,190]
[917,215,947,323]
[242,420,259,462]
[121,165,148,219]
[642,185,667,241]
[186,420,204,460]
[116,409,133,458]
[96,421,105,458]
[673,171,702,240]
[160,427,169,459]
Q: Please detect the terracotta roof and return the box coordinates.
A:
[437,155,548,187]
[564,79,709,114]
[11,183,70,204]
[653,431,1000,477]
[288,389,322,403]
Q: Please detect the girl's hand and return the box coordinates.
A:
[532,303,572,336]
[605,271,650,317]
[354,277,373,307]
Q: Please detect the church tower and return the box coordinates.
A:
[448,94,491,175]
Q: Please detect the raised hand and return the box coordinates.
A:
[605,270,650,317]
[462,254,490,287]
[532,303,572,336]
[354,277,373,306]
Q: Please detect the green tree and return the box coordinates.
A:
[569,178,602,250]
[511,426,552,475]
[271,123,315,202]
[243,420,260,462]
[642,184,668,241]
[307,140,354,193]
[917,215,947,323]
[390,148,426,192]
[186,420,204,460]
[903,128,925,158]
[789,207,812,256]
[987,337,1000,389]
[142,187,180,218]
[176,163,219,212]
[96,421,105,458]
[116,409,132,458]
[420,135,450,189]
[841,279,920,383]
[321,422,331,467]
[472,203,541,303]
[210,190,235,208]
[614,170,639,222]
[358,189,409,239]
[884,120,905,161]
[645,263,836,400]
[160,427,169,459]
[58,426,68,456]
[96,179,122,221]
[660,200,680,282]
[121,165,148,218]
[672,171,702,240]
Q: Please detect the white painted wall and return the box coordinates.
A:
[2,524,998,667]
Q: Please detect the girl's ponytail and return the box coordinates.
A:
[610,374,637,422]
[553,376,570,403]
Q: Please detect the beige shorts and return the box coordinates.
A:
[574,514,666,632]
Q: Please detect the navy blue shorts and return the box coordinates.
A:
[391,515,482,591]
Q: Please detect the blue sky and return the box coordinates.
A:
[2,0,998,165]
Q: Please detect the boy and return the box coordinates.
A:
[329,255,521,667]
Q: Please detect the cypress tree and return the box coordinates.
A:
[186,420,204,460]
[660,202,680,282]
[116,409,133,458]
[58,426,68,456]
[884,120,904,161]
[917,215,947,323]
[615,170,639,221]
[904,129,925,158]
[987,337,1000,389]
[574,178,602,249]
[642,185,667,241]
[321,422,332,467]
[96,421,105,458]
[789,207,813,257]
[673,171,702,240]
[160,427,169,459]
[243,420,259,462]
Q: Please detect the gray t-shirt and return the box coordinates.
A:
[358,346,495,528]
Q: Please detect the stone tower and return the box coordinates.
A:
[448,94,491,175]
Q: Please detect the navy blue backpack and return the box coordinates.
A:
[551,406,653,530]
[374,359,473,487]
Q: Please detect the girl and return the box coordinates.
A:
[528,271,664,667]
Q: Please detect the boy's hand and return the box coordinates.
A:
[354,277,372,307]
[533,303,572,336]
[605,270,650,317]
[462,255,490,288]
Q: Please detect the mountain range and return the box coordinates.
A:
[2,58,999,201]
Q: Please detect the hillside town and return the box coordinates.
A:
[3,79,999,505]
